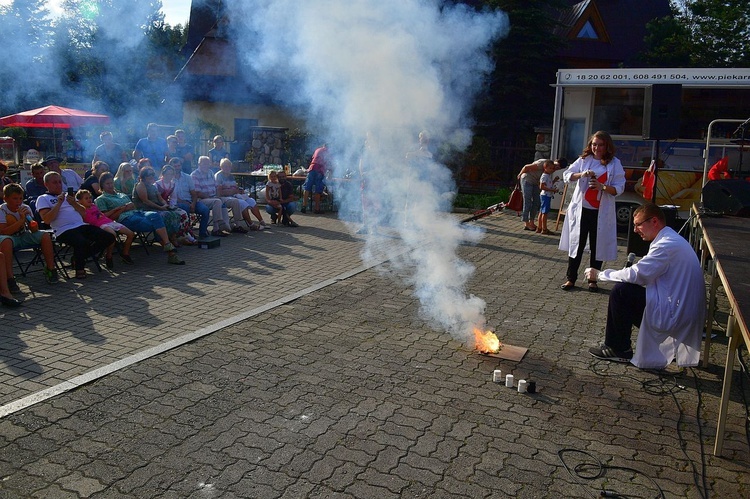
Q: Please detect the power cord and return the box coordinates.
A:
[557,448,665,498]
[583,362,708,499]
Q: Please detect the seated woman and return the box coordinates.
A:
[133,167,191,247]
[76,188,135,269]
[155,165,197,245]
[113,162,136,198]
[95,173,184,265]
[80,161,109,198]
[215,158,266,230]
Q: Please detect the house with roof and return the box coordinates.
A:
[171,0,673,165]
[556,0,672,68]
[170,0,301,164]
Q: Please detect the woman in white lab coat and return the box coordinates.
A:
[559,131,626,292]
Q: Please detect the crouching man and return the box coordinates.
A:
[586,203,705,368]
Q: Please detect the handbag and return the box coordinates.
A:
[506,183,523,214]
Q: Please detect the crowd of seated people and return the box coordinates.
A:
[0,123,324,308]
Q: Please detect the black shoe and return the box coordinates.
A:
[589,344,633,363]
[7,278,20,293]
[588,282,599,293]
[1,295,22,308]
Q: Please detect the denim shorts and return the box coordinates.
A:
[303,170,325,194]
[540,195,552,214]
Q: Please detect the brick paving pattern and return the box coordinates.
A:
[0,211,748,498]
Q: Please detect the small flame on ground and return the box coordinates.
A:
[474,328,501,354]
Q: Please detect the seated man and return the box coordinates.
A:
[0,184,59,285]
[586,203,705,369]
[36,172,116,279]
[273,170,300,227]
[24,163,48,217]
[42,156,82,192]
[170,158,212,239]
[191,156,235,236]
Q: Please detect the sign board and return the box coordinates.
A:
[557,68,750,87]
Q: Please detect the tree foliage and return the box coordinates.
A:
[0,0,188,121]
[465,0,567,141]
[642,0,750,67]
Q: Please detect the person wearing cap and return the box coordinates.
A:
[133,123,168,168]
[91,131,128,174]
[42,156,83,192]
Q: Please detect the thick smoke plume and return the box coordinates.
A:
[234,0,508,345]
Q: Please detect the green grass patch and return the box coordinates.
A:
[453,188,511,210]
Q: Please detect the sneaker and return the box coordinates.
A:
[231,225,249,234]
[44,267,59,284]
[589,344,633,363]
[7,278,20,293]
[167,253,185,265]
[121,254,135,265]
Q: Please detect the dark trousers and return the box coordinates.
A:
[56,225,116,270]
[605,282,646,352]
[566,208,602,282]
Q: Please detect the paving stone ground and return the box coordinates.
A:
[0,211,748,498]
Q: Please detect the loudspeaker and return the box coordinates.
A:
[702,179,750,217]
[643,84,682,140]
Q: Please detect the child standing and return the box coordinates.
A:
[76,189,135,269]
[265,170,284,224]
[537,160,559,235]
[0,183,59,285]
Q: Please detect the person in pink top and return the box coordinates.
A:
[76,189,135,269]
[302,143,329,214]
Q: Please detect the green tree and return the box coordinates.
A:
[0,0,55,115]
[469,0,566,141]
[643,0,750,67]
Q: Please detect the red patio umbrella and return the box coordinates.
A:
[0,105,110,129]
[0,105,110,156]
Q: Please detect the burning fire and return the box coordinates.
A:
[474,328,501,354]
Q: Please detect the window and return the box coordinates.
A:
[592,88,645,136]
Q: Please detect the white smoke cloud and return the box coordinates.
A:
[232,0,508,345]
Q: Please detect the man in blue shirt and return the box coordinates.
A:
[133,123,168,168]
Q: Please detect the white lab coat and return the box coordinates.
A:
[599,226,705,368]
[559,156,626,262]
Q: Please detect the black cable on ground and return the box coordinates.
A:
[558,448,666,498]
[586,361,708,499]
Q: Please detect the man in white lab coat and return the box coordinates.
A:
[585,203,705,369]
